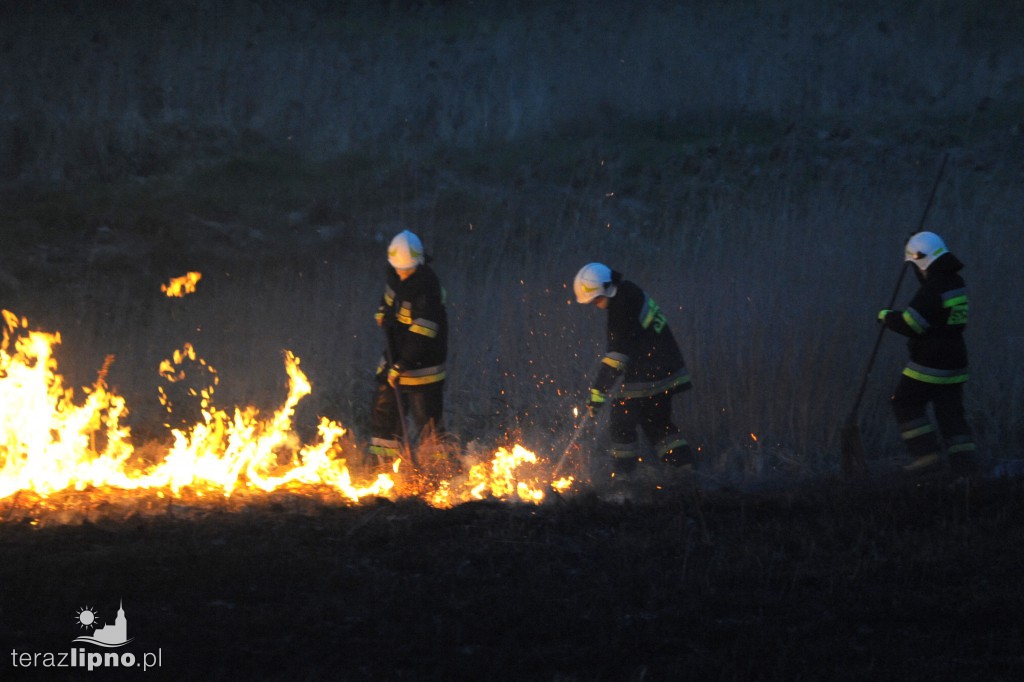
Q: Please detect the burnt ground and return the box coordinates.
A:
[2,474,1023,681]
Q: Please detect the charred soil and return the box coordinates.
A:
[2,475,1023,680]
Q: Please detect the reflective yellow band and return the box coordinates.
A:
[601,353,628,371]
[589,388,608,403]
[943,295,968,308]
[370,438,402,459]
[900,423,935,440]
[942,288,968,307]
[902,308,927,334]
[902,368,968,384]
[946,434,975,453]
[397,365,447,386]
[409,318,440,338]
[902,362,968,384]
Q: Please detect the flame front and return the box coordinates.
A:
[161,271,202,297]
[0,312,576,518]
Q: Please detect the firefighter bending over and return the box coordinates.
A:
[573,263,695,476]
[369,230,448,469]
[877,231,977,476]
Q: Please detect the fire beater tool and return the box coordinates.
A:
[840,153,948,478]
[384,339,417,470]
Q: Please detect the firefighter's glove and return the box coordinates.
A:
[586,388,608,419]
[386,365,402,388]
[877,309,892,324]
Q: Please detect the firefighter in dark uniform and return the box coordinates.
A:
[573,262,695,475]
[369,230,448,468]
[878,231,977,476]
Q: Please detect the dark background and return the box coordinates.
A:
[2,1,1023,184]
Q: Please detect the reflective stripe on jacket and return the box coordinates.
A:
[880,253,969,384]
[377,263,448,387]
[593,277,691,399]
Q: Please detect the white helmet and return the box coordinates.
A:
[387,230,425,270]
[573,262,617,304]
[905,231,948,271]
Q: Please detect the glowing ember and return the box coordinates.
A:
[0,311,578,519]
[161,271,202,297]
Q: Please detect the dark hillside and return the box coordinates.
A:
[2,0,1023,183]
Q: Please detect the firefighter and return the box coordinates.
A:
[573,262,694,476]
[878,231,977,476]
[369,230,448,469]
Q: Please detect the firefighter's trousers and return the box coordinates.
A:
[370,380,445,462]
[609,392,691,468]
[891,376,975,463]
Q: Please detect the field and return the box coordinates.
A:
[3,128,1022,680]
[4,120,1021,477]
[2,478,1024,680]
[2,1,1024,679]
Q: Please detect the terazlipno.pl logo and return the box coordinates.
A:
[74,600,134,647]
[9,600,162,672]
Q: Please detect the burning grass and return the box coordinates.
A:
[0,310,578,523]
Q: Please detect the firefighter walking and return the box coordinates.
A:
[573,263,695,476]
[369,230,448,469]
[877,231,977,476]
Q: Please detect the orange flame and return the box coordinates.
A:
[161,272,202,297]
[0,311,577,519]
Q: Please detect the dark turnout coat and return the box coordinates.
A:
[592,274,691,400]
[880,252,969,384]
[376,263,448,388]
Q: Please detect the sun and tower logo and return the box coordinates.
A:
[74,600,134,647]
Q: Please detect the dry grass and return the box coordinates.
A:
[5,122,1021,482]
